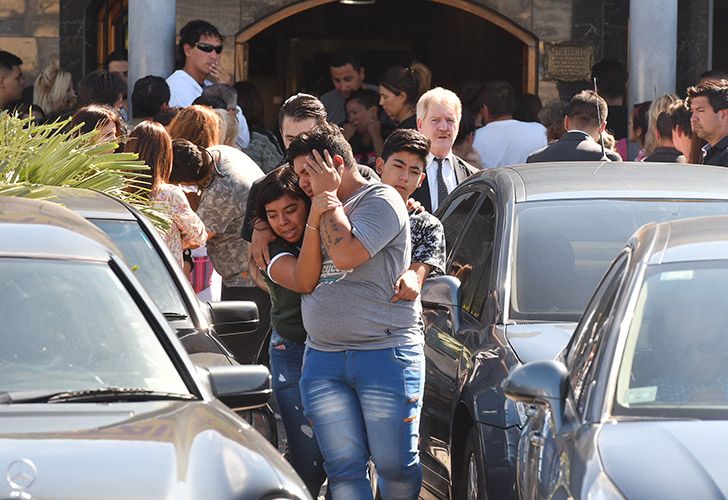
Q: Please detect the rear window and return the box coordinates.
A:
[510,199,728,321]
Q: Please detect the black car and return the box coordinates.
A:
[419,162,728,499]
[45,187,277,445]
[0,197,310,499]
[504,215,728,499]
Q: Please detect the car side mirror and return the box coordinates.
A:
[421,275,461,307]
[207,364,272,410]
[421,275,462,331]
[502,360,568,432]
[208,300,259,336]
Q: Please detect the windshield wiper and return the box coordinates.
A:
[0,387,196,404]
[163,312,188,320]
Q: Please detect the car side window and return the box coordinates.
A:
[566,253,628,415]
[447,196,496,320]
[440,191,481,261]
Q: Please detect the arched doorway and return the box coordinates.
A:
[234,0,538,129]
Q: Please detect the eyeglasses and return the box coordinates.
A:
[195,42,223,54]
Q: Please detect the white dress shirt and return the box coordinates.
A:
[425,152,458,212]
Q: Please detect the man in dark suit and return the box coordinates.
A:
[527,90,622,163]
[414,87,479,214]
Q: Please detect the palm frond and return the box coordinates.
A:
[0,111,171,232]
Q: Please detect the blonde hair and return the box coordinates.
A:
[33,63,75,115]
[214,108,239,147]
[167,105,221,148]
[416,87,462,123]
[645,93,678,154]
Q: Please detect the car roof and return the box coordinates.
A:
[643,215,728,265]
[44,186,136,220]
[485,162,728,202]
[0,197,115,261]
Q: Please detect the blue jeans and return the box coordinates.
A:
[300,345,426,500]
[269,331,326,497]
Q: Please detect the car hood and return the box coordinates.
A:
[0,401,309,500]
[505,322,576,364]
[598,420,728,498]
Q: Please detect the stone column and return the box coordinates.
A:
[628,0,678,105]
[127,0,176,118]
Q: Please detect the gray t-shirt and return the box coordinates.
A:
[301,183,423,351]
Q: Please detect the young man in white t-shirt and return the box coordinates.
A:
[166,20,250,148]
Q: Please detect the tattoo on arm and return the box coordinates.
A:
[320,212,344,252]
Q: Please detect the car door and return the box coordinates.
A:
[519,253,629,500]
[421,186,497,492]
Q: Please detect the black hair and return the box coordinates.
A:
[76,70,126,108]
[286,122,356,168]
[454,108,476,147]
[177,20,224,67]
[687,79,728,113]
[631,101,651,143]
[345,88,379,109]
[476,80,515,117]
[514,93,543,123]
[591,59,627,99]
[170,138,214,184]
[655,111,673,140]
[277,93,327,129]
[104,49,128,69]
[0,50,22,71]
[131,75,170,118]
[379,63,431,106]
[668,100,692,137]
[255,165,311,228]
[380,128,430,165]
[192,94,227,109]
[566,90,608,128]
[699,69,728,82]
[328,50,362,71]
[234,81,264,127]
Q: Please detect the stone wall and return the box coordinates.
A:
[0,0,60,84]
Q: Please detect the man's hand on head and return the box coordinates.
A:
[305,149,343,195]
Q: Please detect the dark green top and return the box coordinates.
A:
[263,241,307,344]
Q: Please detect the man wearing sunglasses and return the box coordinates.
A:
[167,19,250,148]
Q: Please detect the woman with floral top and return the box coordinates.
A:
[124,120,207,267]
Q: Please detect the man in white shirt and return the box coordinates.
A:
[412,87,478,214]
[166,19,250,148]
[472,80,547,168]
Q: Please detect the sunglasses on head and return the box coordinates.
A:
[195,42,223,54]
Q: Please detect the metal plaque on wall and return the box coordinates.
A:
[543,43,595,82]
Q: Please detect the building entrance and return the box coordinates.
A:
[235,0,538,129]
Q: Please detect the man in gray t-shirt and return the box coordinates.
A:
[288,123,425,499]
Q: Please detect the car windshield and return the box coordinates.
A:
[510,199,728,322]
[91,219,188,318]
[0,258,190,396]
[614,262,728,417]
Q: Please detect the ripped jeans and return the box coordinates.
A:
[269,331,327,497]
[299,344,425,500]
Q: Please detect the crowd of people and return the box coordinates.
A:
[2,16,728,499]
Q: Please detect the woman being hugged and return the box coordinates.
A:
[124,120,207,266]
[250,165,329,497]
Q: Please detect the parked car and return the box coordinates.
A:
[44,187,277,445]
[504,215,728,499]
[0,197,311,500]
[419,162,728,499]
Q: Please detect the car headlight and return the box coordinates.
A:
[586,471,625,500]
